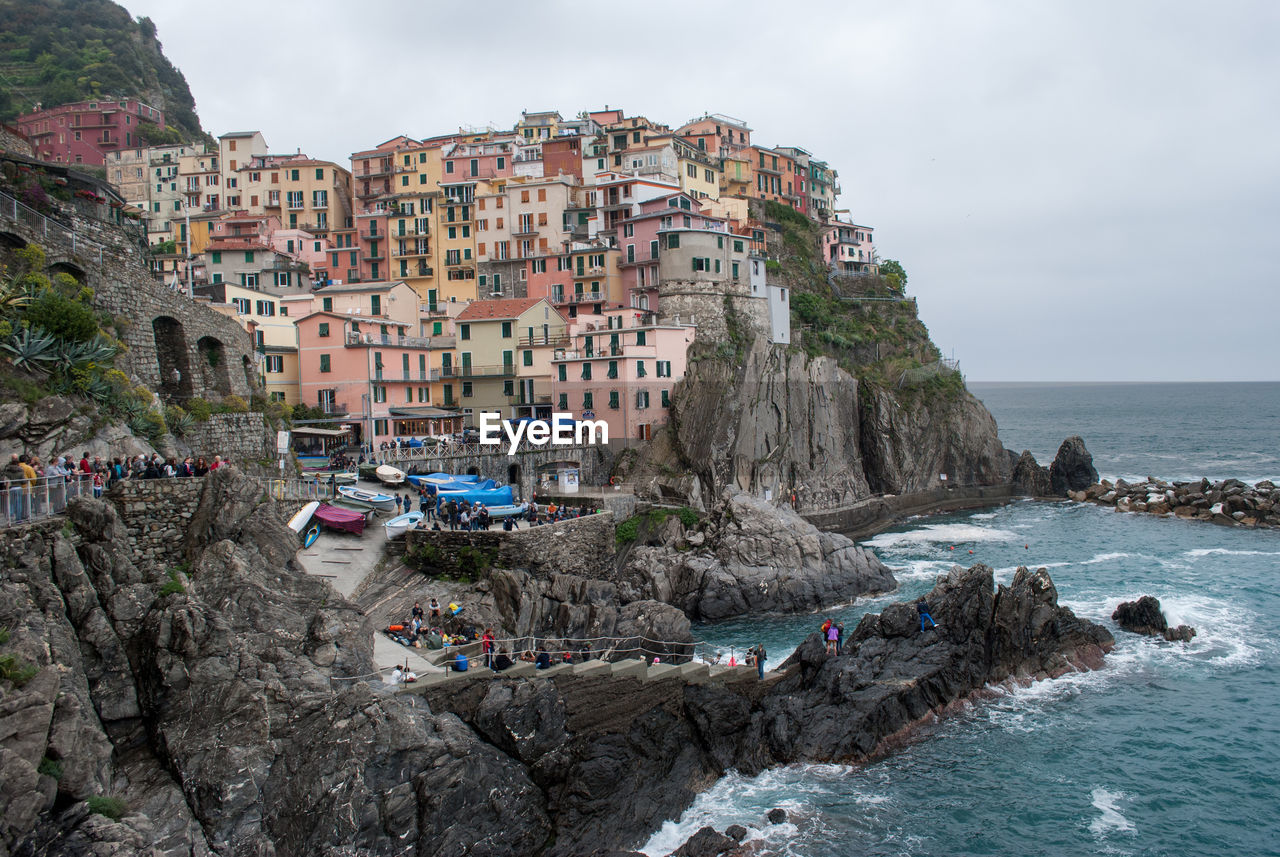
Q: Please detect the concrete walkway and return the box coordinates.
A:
[294,522,443,680]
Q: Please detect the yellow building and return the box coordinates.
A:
[450,298,567,425]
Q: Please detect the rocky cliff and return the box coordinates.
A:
[623,335,1010,515]
[1,470,1116,856]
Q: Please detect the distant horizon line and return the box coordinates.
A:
[967,379,1280,385]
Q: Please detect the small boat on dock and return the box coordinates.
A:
[336,485,397,512]
[314,503,368,535]
[287,500,320,533]
[383,511,424,539]
[375,464,407,486]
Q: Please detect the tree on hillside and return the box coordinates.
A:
[879,259,908,293]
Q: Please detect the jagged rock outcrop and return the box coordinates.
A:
[621,492,897,620]
[429,563,1113,855]
[1,469,553,856]
[626,336,1010,513]
[1111,596,1197,642]
[1049,435,1099,495]
[1011,449,1054,497]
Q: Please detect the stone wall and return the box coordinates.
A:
[0,173,258,401]
[181,413,273,465]
[404,511,616,580]
[801,484,1016,541]
[657,277,770,344]
[106,477,205,571]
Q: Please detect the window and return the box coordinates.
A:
[522,350,533,367]
[661,389,671,408]
[265,355,284,373]
[607,360,618,379]
[626,244,635,263]
[370,295,381,315]
[319,354,331,373]
[405,386,413,403]
[558,393,568,410]
[255,300,275,316]
[459,323,470,341]
[581,363,592,380]
[656,360,672,377]
[244,250,255,263]
[374,418,387,436]
[318,322,330,337]
[666,233,679,249]
[609,390,620,409]
[501,321,512,338]
[322,297,333,311]
[373,386,386,403]
[636,361,646,377]
[557,364,567,382]
[692,257,710,272]
[445,161,454,174]
[232,297,250,314]
[270,391,286,403]
[462,381,473,397]
[583,391,593,410]
[211,251,222,264]
[733,239,744,253]
[636,390,650,409]
[650,240,659,259]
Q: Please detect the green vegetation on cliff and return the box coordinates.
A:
[755,200,963,399]
[0,0,205,141]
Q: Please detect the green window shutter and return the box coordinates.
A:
[245,251,254,262]
[319,354,330,372]
[502,321,512,338]
[661,389,670,408]
[318,322,329,337]
[558,364,567,382]
[211,251,221,263]
[322,297,332,311]
[558,393,568,410]
[523,350,533,366]
[609,391,619,409]
[583,392,593,409]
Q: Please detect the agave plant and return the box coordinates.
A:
[84,375,115,405]
[0,326,58,374]
[167,410,194,438]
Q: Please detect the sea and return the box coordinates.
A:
[641,382,1280,857]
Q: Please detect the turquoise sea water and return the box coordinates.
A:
[644,382,1280,856]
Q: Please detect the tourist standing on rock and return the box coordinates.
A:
[753,644,767,679]
[836,623,845,655]
[482,628,495,667]
[825,622,839,655]
[917,598,939,632]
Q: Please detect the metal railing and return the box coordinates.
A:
[244,476,331,502]
[378,439,602,463]
[0,190,105,265]
[1,473,98,528]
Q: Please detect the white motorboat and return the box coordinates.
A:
[383,511,424,539]
[336,485,397,512]
[375,464,406,486]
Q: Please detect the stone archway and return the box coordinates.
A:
[0,231,26,251]
[507,463,520,486]
[46,259,86,281]
[197,335,232,396]
[152,316,193,401]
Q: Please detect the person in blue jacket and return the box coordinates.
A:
[453,651,469,672]
[535,647,551,669]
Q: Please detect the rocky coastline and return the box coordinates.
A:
[1069,476,1279,529]
[0,469,1115,856]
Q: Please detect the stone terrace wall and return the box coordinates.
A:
[0,178,258,400]
[182,413,273,466]
[106,478,205,571]
[404,511,616,580]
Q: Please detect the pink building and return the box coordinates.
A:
[443,140,516,182]
[615,192,723,310]
[550,308,695,442]
[16,99,165,166]
[296,309,458,445]
[822,220,877,274]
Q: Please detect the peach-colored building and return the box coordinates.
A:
[551,308,695,441]
[296,307,458,445]
[822,219,877,274]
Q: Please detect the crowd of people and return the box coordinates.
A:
[1,450,227,523]
[406,497,600,533]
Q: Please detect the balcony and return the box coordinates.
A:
[359,229,383,241]
[552,291,603,305]
[264,197,281,208]
[394,244,431,258]
[416,263,434,277]
[269,258,310,272]
[345,332,448,349]
[353,164,392,178]
[391,226,426,238]
[430,364,518,380]
[421,303,448,316]
[319,401,348,415]
[518,334,571,347]
[361,250,385,262]
[508,393,553,406]
[511,224,538,237]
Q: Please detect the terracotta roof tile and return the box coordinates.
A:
[455,297,542,321]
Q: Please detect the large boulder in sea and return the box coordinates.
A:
[1112,595,1197,642]
[1011,449,1053,496]
[1049,436,1099,495]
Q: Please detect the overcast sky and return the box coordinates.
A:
[122,0,1279,382]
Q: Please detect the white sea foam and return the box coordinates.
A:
[866,523,1017,550]
[1089,787,1136,836]
[970,512,997,520]
[1078,552,1133,565]
[1184,547,1280,559]
[636,764,851,855]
